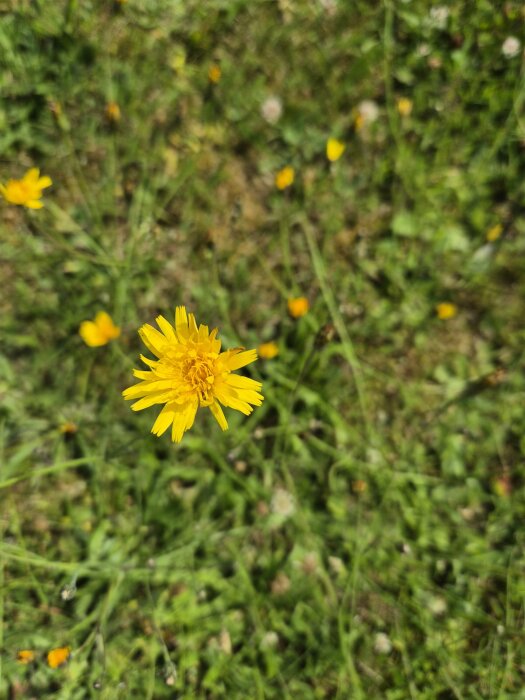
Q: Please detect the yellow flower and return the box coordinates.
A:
[59,421,78,434]
[397,97,413,116]
[0,168,52,209]
[486,223,503,242]
[17,650,36,665]
[436,302,457,320]
[105,101,121,123]
[47,646,71,669]
[122,306,264,443]
[208,64,222,84]
[258,341,279,359]
[79,312,121,347]
[326,138,345,162]
[275,166,294,190]
[287,297,309,318]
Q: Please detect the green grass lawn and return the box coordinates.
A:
[1,1,525,697]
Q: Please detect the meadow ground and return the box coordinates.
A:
[1,1,525,698]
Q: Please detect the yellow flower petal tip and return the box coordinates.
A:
[436,302,457,320]
[47,646,71,669]
[123,306,264,443]
[208,64,222,83]
[326,138,345,162]
[396,97,413,116]
[275,166,295,190]
[0,168,52,208]
[486,224,503,242]
[105,101,121,122]
[79,311,120,347]
[17,650,36,665]
[287,297,309,318]
[258,341,279,359]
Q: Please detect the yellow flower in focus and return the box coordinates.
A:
[287,297,309,318]
[258,341,279,359]
[486,223,503,242]
[79,312,121,347]
[397,97,413,116]
[326,138,345,162]
[122,306,264,443]
[17,650,36,665]
[275,166,294,190]
[208,64,222,83]
[0,168,52,209]
[436,302,457,320]
[47,646,71,669]
[105,101,121,123]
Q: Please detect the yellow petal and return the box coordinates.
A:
[222,348,258,371]
[156,314,177,341]
[95,311,120,340]
[171,401,198,442]
[25,168,40,182]
[37,175,52,189]
[151,401,178,436]
[79,320,108,347]
[209,401,228,431]
[139,323,169,357]
[25,199,44,209]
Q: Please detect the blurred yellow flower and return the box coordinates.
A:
[105,101,121,123]
[59,421,78,434]
[397,97,413,116]
[326,138,345,162]
[258,341,279,359]
[47,646,71,669]
[17,650,36,665]
[79,312,121,347]
[123,306,264,443]
[436,302,457,320]
[275,166,294,190]
[208,64,222,83]
[288,297,309,318]
[486,223,503,242]
[0,168,52,209]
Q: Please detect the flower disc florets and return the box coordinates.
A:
[123,306,264,442]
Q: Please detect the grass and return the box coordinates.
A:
[1,0,525,697]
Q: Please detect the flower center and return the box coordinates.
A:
[183,353,216,404]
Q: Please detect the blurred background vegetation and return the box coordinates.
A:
[1,0,525,697]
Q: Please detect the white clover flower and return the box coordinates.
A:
[319,0,337,14]
[270,487,296,518]
[428,6,449,29]
[357,99,379,125]
[261,96,283,124]
[373,632,392,655]
[260,631,279,650]
[502,37,521,59]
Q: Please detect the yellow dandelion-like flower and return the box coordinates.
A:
[208,64,222,84]
[486,223,503,242]
[396,97,413,116]
[79,312,121,347]
[326,138,345,162]
[17,650,36,665]
[436,302,457,320]
[122,306,264,443]
[47,646,71,669]
[105,101,121,123]
[0,168,52,209]
[275,166,294,190]
[258,341,279,359]
[287,297,309,318]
